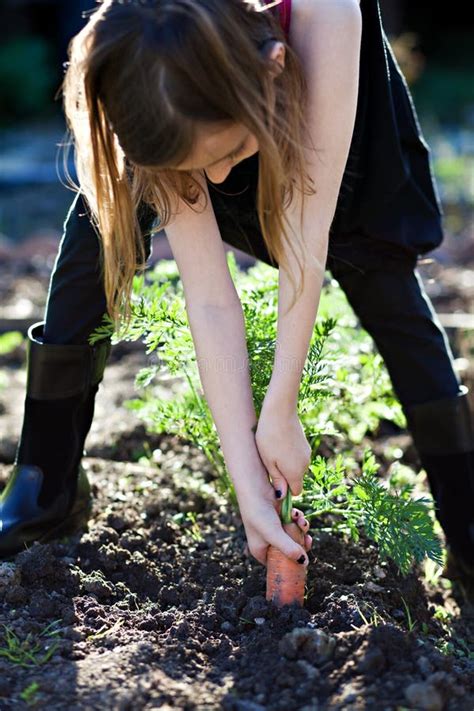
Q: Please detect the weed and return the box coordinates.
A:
[400,595,417,633]
[352,598,386,628]
[86,619,124,642]
[0,620,61,668]
[173,511,205,542]
[430,606,474,660]
[19,682,40,706]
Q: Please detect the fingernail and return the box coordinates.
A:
[275,490,282,499]
[297,555,306,565]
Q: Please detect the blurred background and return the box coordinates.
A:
[0,0,473,329]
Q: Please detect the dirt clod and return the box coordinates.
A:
[405,681,444,711]
[279,627,336,664]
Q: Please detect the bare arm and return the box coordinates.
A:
[268,0,361,405]
[164,174,258,489]
[256,0,362,494]
[165,173,309,564]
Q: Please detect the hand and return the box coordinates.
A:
[254,402,311,499]
[236,470,312,567]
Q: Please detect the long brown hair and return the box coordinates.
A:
[62,0,314,325]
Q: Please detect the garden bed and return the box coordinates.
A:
[0,258,473,710]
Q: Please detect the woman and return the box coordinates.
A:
[1,0,473,594]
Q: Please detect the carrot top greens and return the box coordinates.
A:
[91,252,443,575]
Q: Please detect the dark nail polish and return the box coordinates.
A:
[297,555,306,565]
[275,490,282,499]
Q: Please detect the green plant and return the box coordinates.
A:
[86,619,124,642]
[20,682,40,706]
[173,511,205,542]
[302,451,443,575]
[0,621,61,668]
[423,556,445,588]
[400,595,417,633]
[352,597,387,628]
[0,331,23,355]
[94,254,441,575]
[430,606,474,659]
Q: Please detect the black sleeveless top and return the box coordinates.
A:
[206,0,444,270]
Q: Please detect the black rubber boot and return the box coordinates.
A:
[405,387,474,601]
[0,322,111,557]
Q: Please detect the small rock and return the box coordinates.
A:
[417,655,434,678]
[28,594,57,619]
[16,544,57,583]
[0,563,19,588]
[159,585,180,606]
[220,621,234,633]
[357,646,386,674]
[241,596,269,621]
[4,585,28,605]
[364,581,385,593]
[427,671,449,686]
[296,659,320,681]
[279,627,336,665]
[82,572,114,599]
[405,682,444,711]
[338,683,360,705]
[373,565,386,579]
[106,513,127,531]
[254,617,265,626]
[229,701,266,711]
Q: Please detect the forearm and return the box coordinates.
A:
[267,232,328,411]
[186,299,265,493]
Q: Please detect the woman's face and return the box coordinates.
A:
[165,42,285,182]
[170,41,284,183]
[174,121,259,184]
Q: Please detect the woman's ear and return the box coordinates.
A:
[265,40,286,77]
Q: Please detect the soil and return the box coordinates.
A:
[0,258,473,710]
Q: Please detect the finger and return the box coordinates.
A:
[249,542,269,567]
[267,463,288,502]
[267,527,309,567]
[304,534,313,551]
[291,509,309,531]
[289,480,304,497]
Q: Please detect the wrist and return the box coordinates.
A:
[262,384,298,416]
[228,452,271,498]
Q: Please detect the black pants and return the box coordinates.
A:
[43,191,460,410]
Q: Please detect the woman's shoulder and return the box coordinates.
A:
[289,0,361,29]
[287,0,362,65]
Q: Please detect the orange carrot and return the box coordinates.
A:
[265,491,309,607]
[266,520,307,607]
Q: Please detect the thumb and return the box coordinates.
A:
[268,525,309,567]
[267,462,288,502]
